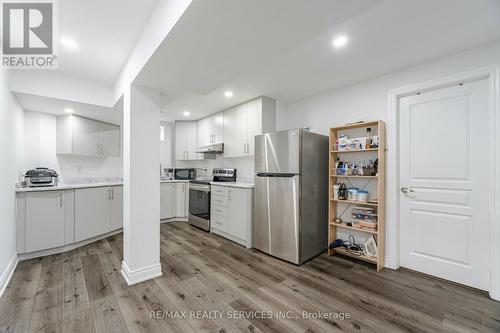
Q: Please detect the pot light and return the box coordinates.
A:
[332,35,348,48]
[60,38,78,50]
[64,108,74,114]
[224,90,234,98]
[183,111,191,116]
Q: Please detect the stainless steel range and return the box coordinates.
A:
[189,168,237,231]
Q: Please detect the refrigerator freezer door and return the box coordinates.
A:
[254,129,301,174]
[254,174,300,264]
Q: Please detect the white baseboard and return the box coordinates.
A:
[0,253,19,298]
[121,261,162,286]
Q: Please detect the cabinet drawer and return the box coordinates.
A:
[212,204,228,217]
[212,195,228,207]
[211,213,228,232]
[211,186,229,197]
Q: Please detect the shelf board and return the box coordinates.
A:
[329,121,379,131]
[329,222,378,234]
[330,199,378,207]
[330,175,377,179]
[330,148,379,153]
[333,247,378,263]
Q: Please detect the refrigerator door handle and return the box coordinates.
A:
[256,173,296,178]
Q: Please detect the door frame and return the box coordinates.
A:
[386,65,500,300]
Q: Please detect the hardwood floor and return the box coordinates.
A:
[1,221,499,333]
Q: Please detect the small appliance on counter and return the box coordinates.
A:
[163,168,175,180]
[174,168,196,180]
[24,168,59,187]
[189,168,237,232]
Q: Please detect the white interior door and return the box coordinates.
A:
[399,79,490,290]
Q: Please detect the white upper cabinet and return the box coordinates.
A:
[223,97,276,158]
[196,112,224,148]
[99,122,121,157]
[175,121,202,160]
[56,115,121,157]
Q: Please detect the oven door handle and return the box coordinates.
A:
[189,186,211,193]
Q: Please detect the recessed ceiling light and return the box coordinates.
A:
[183,111,191,116]
[224,90,234,98]
[332,35,348,48]
[60,38,78,50]
[64,108,74,114]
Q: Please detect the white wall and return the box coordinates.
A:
[0,69,24,294]
[278,40,500,134]
[23,111,123,181]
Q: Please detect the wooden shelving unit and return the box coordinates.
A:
[328,120,385,271]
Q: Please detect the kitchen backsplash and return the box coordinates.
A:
[175,155,254,183]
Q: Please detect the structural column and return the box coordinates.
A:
[121,85,162,285]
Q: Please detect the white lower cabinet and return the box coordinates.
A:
[25,191,67,253]
[211,185,253,248]
[109,186,123,231]
[160,182,189,221]
[160,183,175,219]
[175,182,189,218]
[17,185,123,255]
[75,186,123,242]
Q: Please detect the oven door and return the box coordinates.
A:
[189,184,210,231]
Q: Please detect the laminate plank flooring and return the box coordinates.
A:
[1,221,499,333]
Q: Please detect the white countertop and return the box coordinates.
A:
[16,181,124,192]
[17,179,191,192]
[160,179,190,183]
[210,182,254,189]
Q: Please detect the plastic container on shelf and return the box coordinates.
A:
[356,190,369,202]
[347,187,358,201]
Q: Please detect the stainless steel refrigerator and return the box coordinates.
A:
[253,128,328,264]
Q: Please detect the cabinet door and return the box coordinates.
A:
[212,112,224,144]
[175,183,187,217]
[75,187,110,242]
[99,123,121,157]
[246,99,262,156]
[223,106,246,157]
[73,116,100,156]
[228,188,248,240]
[175,122,187,160]
[186,122,201,160]
[109,186,123,230]
[235,104,248,157]
[25,191,65,252]
[196,119,206,148]
[223,107,236,157]
[160,183,175,219]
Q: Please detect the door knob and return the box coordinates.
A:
[401,186,415,194]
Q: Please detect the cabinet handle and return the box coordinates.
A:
[111,188,114,199]
[100,144,104,154]
[228,190,231,201]
[96,144,99,154]
[59,193,63,207]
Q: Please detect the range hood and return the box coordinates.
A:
[196,143,224,154]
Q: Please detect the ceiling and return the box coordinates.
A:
[134,0,500,122]
[14,92,123,125]
[27,0,160,85]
